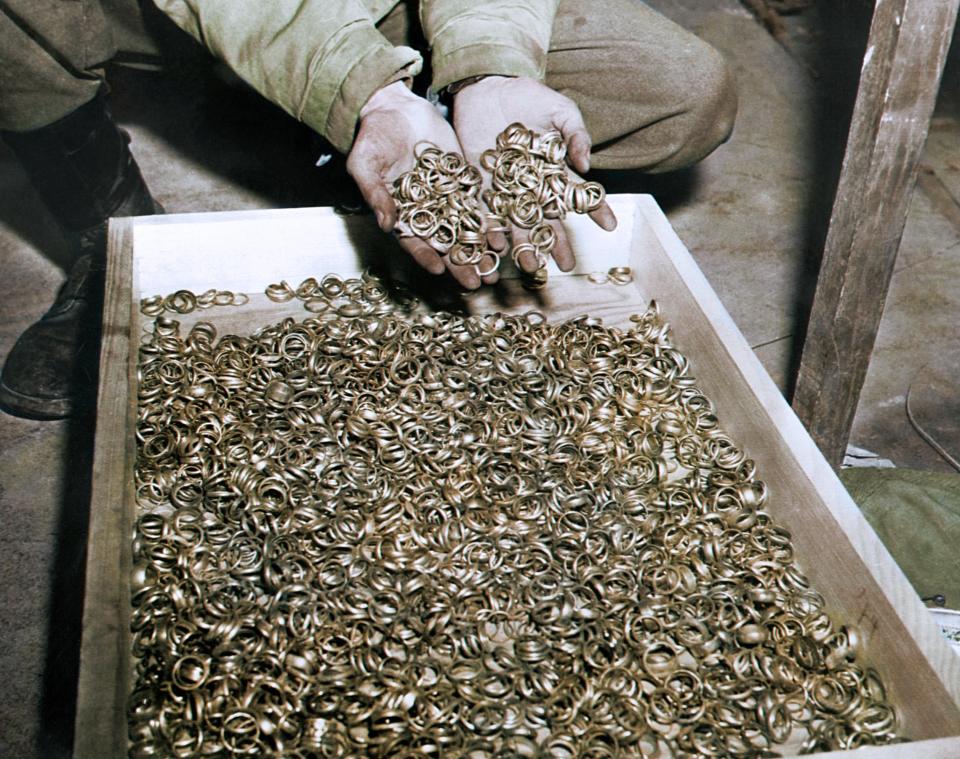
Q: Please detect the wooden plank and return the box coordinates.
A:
[793,0,960,467]
[75,199,960,755]
[74,218,138,759]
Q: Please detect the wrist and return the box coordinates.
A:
[445,75,492,95]
[360,80,416,119]
[449,74,514,99]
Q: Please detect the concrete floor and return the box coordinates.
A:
[1,1,958,756]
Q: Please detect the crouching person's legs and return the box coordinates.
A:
[0,2,162,419]
[546,0,737,172]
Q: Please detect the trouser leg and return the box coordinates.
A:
[0,1,163,419]
[0,88,163,420]
[0,0,116,131]
[546,0,738,172]
[1,0,161,239]
[2,88,160,237]
[380,0,736,172]
[0,90,163,419]
[376,1,411,47]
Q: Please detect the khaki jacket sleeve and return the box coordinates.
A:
[151,0,422,153]
[420,0,559,92]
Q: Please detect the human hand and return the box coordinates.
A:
[347,81,496,289]
[453,76,617,272]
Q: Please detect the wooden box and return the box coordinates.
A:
[75,195,960,757]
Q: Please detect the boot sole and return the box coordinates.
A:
[0,380,72,420]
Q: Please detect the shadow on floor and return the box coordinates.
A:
[32,285,102,757]
[36,408,94,758]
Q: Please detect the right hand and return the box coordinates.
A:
[452,76,617,273]
[347,81,496,289]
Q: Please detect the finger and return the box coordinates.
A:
[510,228,541,274]
[351,170,397,231]
[555,107,592,174]
[477,177,509,253]
[487,229,508,252]
[549,221,576,273]
[477,251,502,286]
[589,200,618,232]
[567,131,592,174]
[397,235,446,275]
[563,166,616,233]
[481,268,500,286]
[446,259,482,290]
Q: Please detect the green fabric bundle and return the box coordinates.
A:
[840,468,960,607]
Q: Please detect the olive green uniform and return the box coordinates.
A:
[1,0,736,171]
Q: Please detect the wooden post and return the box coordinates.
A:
[793,0,960,468]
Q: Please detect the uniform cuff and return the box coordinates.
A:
[301,38,422,154]
[431,44,544,94]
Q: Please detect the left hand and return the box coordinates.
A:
[452,76,617,272]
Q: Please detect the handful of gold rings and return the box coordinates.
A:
[390,123,606,284]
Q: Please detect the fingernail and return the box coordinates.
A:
[375,210,386,228]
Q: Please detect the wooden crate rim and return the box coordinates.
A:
[74,195,960,757]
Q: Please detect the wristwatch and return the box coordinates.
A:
[444,75,492,95]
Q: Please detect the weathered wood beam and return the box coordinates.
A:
[793,0,959,468]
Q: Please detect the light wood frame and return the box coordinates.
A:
[74,195,960,756]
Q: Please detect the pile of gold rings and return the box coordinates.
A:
[390,144,497,275]
[130,274,903,757]
[481,122,605,281]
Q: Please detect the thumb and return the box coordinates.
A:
[555,105,592,174]
[348,158,397,231]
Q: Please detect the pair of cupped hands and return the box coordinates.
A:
[346,76,617,289]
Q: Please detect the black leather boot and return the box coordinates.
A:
[0,255,104,419]
[1,90,162,419]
